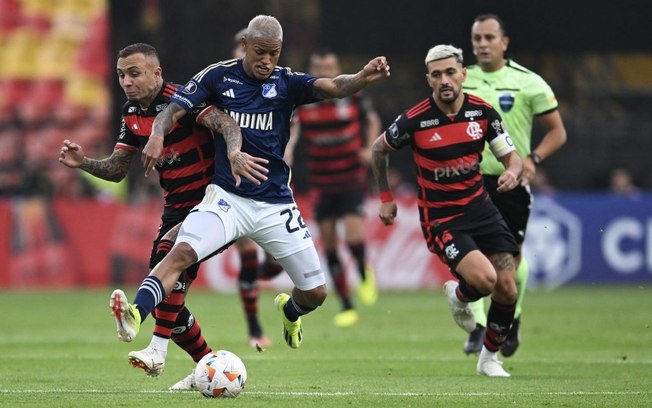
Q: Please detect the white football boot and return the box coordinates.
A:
[127,346,166,377]
[169,371,196,391]
[477,348,511,377]
[443,280,476,333]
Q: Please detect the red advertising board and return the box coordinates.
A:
[0,196,450,290]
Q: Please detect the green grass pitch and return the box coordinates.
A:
[1,285,651,407]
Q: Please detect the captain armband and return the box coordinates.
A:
[489,133,516,158]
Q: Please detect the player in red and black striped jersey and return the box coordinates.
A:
[286,51,380,327]
[370,45,522,377]
[117,82,215,215]
[59,43,261,386]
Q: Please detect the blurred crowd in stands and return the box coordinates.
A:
[0,0,120,200]
[1,0,648,202]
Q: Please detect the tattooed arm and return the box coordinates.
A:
[142,102,187,176]
[312,56,390,100]
[198,106,242,159]
[197,106,269,187]
[370,133,397,226]
[59,139,134,182]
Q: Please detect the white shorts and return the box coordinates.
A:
[177,184,324,290]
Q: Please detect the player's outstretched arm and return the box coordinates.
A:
[142,102,187,176]
[312,56,390,100]
[370,133,397,226]
[59,139,134,182]
[197,106,269,187]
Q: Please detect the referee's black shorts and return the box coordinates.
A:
[483,175,532,245]
[314,189,365,222]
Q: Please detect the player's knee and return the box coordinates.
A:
[312,285,328,305]
[474,272,497,294]
[493,275,517,303]
[299,284,327,308]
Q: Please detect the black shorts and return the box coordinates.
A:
[314,189,365,222]
[149,210,203,281]
[425,203,519,272]
[483,175,532,244]
[149,213,186,270]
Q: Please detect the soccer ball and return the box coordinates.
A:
[193,350,247,398]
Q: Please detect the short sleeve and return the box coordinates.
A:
[287,68,318,106]
[383,112,413,151]
[528,75,558,116]
[171,68,216,112]
[114,117,139,152]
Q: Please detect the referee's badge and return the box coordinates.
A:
[262,83,277,98]
[499,91,515,112]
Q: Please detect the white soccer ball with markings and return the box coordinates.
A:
[193,350,247,398]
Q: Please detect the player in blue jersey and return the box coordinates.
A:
[110,14,390,353]
[230,28,284,349]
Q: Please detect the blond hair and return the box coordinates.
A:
[246,15,283,42]
[425,44,463,66]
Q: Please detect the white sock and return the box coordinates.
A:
[449,288,467,307]
[479,345,497,360]
[149,335,170,356]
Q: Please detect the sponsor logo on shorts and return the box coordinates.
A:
[218,198,231,212]
[303,230,312,239]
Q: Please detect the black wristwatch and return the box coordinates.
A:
[528,152,542,165]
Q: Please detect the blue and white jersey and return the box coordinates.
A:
[171,59,319,204]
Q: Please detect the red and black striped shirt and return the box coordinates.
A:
[115,82,214,214]
[294,92,373,192]
[383,93,507,227]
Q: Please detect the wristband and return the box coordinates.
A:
[380,191,394,203]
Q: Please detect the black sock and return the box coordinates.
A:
[283,297,315,322]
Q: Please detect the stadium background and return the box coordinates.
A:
[1,0,651,289]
